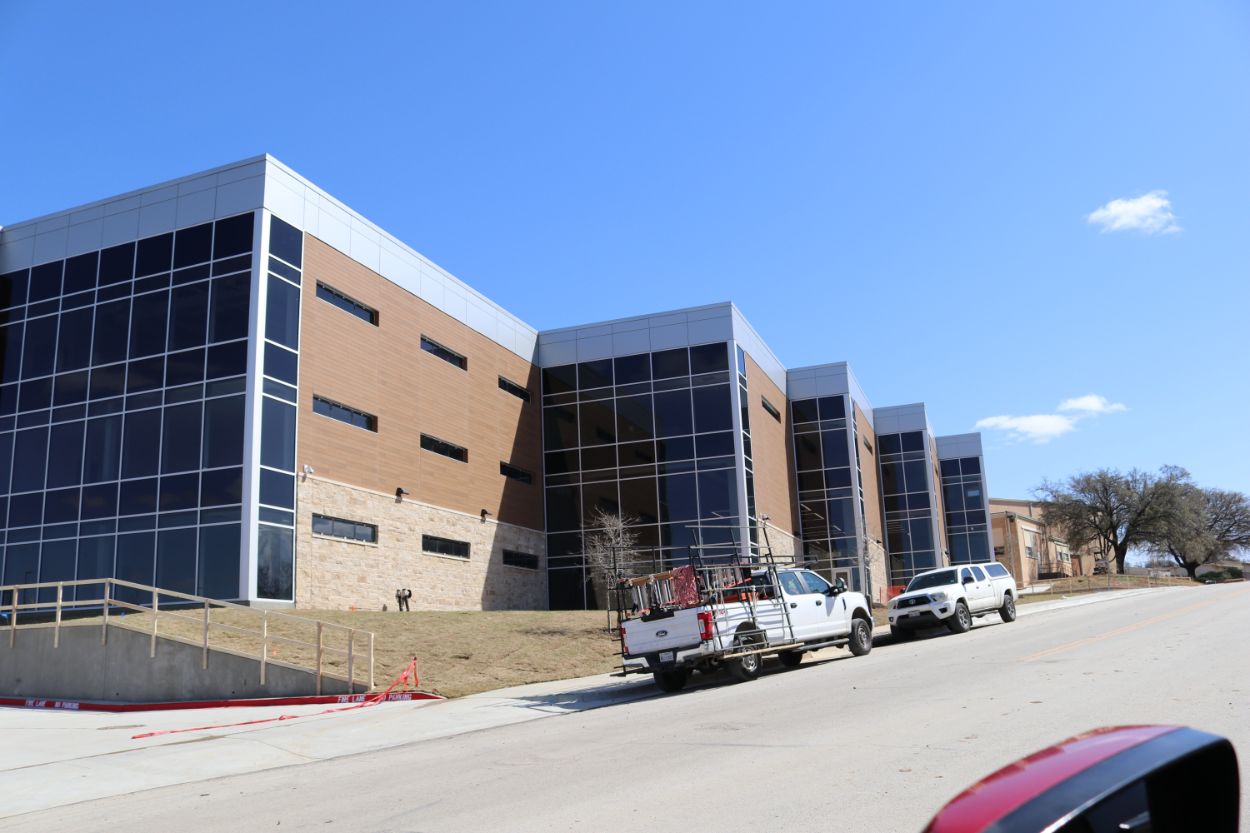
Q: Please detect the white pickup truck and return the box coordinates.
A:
[620,566,874,692]
[887,562,1017,639]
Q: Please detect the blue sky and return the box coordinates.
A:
[2,2,1247,499]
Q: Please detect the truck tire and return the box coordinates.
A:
[727,633,763,682]
[947,601,972,634]
[848,617,872,656]
[999,593,1017,623]
[653,668,690,693]
[778,650,804,668]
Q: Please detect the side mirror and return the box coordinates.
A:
[923,726,1239,833]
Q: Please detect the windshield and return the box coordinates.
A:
[906,570,958,592]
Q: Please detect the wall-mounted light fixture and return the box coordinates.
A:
[396,487,410,501]
[480,508,491,524]
[301,464,315,481]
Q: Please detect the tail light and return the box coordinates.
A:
[698,611,714,641]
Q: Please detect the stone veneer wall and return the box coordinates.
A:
[865,539,889,605]
[295,476,546,611]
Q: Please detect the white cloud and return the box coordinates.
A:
[1087,190,1180,235]
[1057,394,1128,415]
[975,414,1077,444]
[976,394,1128,444]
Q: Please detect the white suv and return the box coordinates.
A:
[888,562,1017,639]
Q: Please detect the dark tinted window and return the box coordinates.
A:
[129,291,169,357]
[93,300,131,365]
[691,384,732,433]
[613,353,650,385]
[161,402,202,473]
[261,398,297,470]
[209,273,251,342]
[542,364,576,395]
[420,336,466,369]
[577,359,612,390]
[497,376,530,402]
[421,434,467,462]
[64,252,99,294]
[266,275,300,350]
[0,269,29,308]
[312,513,377,543]
[136,233,173,277]
[207,341,248,379]
[83,415,122,482]
[121,409,162,477]
[651,348,689,380]
[689,342,728,374]
[264,343,298,384]
[200,466,243,506]
[268,217,303,268]
[99,243,135,284]
[502,550,538,570]
[203,395,244,468]
[174,223,213,268]
[119,477,158,515]
[500,461,533,484]
[259,468,294,509]
[257,524,294,600]
[312,395,375,433]
[28,261,63,302]
[213,214,254,259]
[423,534,469,558]
[22,316,57,378]
[46,421,84,488]
[653,389,693,437]
[11,427,49,492]
[316,283,376,325]
[56,307,94,371]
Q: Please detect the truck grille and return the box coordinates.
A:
[899,596,929,608]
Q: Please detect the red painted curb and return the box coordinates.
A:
[0,690,443,713]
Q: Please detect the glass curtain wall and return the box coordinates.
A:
[0,214,254,604]
[543,341,741,609]
[791,394,863,589]
[255,216,302,601]
[877,430,938,589]
[940,456,990,564]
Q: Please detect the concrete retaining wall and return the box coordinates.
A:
[0,624,357,702]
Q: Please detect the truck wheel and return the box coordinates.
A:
[849,617,873,656]
[890,625,913,642]
[727,633,763,682]
[947,601,972,634]
[778,650,804,668]
[999,593,1017,623]
[653,669,690,693]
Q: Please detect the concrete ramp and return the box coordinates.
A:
[0,623,356,702]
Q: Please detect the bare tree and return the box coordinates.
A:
[584,508,640,625]
[1149,486,1250,579]
[1036,466,1188,575]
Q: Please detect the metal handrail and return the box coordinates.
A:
[0,577,375,692]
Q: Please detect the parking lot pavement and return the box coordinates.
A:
[0,585,1186,821]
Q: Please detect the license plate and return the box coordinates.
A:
[659,651,674,663]
[906,611,919,618]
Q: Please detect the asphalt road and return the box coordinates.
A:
[6,583,1248,833]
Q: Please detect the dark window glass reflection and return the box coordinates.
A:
[542,364,576,395]
[159,472,199,511]
[64,252,98,294]
[653,390,693,437]
[11,426,48,492]
[83,415,122,483]
[46,421,84,488]
[691,385,732,433]
[265,276,300,350]
[93,300,131,365]
[208,341,248,379]
[213,214,254,260]
[161,402,203,473]
[80,482,118,520]
[174,223,213,269]
[268,218,303,269]
[257,525,294,600]
[614,353,650,385]
[129,291,169,357]
[21,316,57,378]
[199,523,241,599]
[28,262,63,303]
[577,359,612,390]
[156,527,198,595]
[168,282,209,351]
[651,348,689,380]
[2,323,24,383]
[259,468,294,508]
[136,233,173,277]
[261,398,297,471]
[200,467,243,506]
[56,308,93,371]
[115,532,155,599]
[122,409,161,478]
[0,269,30,309]
[208,273,250,342]
[119,477,158,515]
[98,243,135,285]
[689,343,728,375]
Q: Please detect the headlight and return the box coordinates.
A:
[930,591,948,603]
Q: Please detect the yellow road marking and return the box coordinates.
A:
[1021,586,1250,663]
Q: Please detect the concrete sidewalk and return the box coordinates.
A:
[0,585,1185,820]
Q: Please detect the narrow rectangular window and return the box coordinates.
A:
[316,282,378,325]
[313,395,377,432]
[421,336,466,370]
[422,534,469,559]
[499,461,533,484]
[503,549,539,570]
[421,433,467,462]
[497,375,531,402]
[311,513,378,544]
[761,396,781,422]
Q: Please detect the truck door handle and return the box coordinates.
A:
[790,602,798,609]
[814,600,822,606]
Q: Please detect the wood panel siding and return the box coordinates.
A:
[853,402,884,545]
[297,236,543,531]
[744,353,797,537]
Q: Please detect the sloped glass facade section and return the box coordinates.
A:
[940,456,990,565]
[877,430,937,589]
[542,342,740,610]
[791,394,864,590]
[256,216,302,601]
[0,213,254,603]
